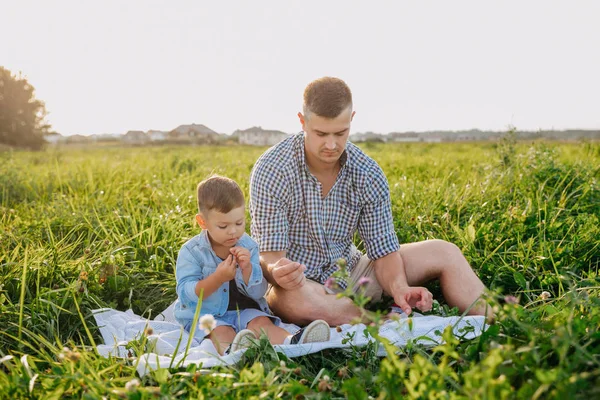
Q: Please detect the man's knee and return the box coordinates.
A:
[428,239,464,264]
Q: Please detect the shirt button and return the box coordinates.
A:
[223,288,227,292]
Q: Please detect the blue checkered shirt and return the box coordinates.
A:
[249,132,400,289]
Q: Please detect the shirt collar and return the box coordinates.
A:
[197,230,213,249]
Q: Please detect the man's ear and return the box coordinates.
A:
[196,214,207,229]
[298,112,306,128]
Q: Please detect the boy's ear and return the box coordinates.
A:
[196,214,207,229]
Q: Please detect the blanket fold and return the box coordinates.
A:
[92,307,486,377]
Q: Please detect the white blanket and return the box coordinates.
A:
[92,305,487,377]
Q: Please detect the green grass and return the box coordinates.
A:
[0,139,599,399]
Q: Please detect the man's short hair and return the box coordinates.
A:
[303,76,353,119]
[197,175,245,214]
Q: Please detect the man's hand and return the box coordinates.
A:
[392,285,433,315]
[270,258,307,290]
[230,247,251,271]
[215,254,237,282]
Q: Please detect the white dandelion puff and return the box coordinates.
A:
[199,314,217,334]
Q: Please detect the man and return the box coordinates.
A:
[249,77,489,326]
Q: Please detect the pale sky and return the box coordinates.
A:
[2,1,599,136]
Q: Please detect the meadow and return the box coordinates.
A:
[0,138,599,399]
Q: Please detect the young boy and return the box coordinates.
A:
[174,175,331,355]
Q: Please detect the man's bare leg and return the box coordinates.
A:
[266,280,361,326]
[398,239,489,316]
[267,239,490,326]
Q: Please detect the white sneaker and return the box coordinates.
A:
[290,320,331,344]
[227,329,257,353]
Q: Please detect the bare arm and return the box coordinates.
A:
[260,251,307,290]
[372,251,409,294]
[373,251,433,314]
[259,251,285,285]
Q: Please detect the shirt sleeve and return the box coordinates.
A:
[357,165,400,260]
[175,245,204,305]
[249,160,290,253]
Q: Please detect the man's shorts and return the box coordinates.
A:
[323,254,384,302]
[266,254,385,302]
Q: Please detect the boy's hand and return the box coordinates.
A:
[230,247,251,270]
[215,255,237,282]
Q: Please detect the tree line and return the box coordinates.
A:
[0,66,50,149]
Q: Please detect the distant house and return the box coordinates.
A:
[122,130,148,145]
[351,132,387,143]
[387,132,421,142]
[235,126,288,146]
[90,133,121,143]
[65,134,90,144]
[168,124,220,144]
[147,130,168,142]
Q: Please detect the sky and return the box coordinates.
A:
[2,1,599,136]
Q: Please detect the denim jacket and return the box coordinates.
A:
[174,230,270,325]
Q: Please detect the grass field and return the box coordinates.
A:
[1,139,599,399]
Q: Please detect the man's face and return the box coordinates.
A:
[196,206,246,248]
[299,107,355,166]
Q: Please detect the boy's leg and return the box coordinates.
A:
[246,315,290,345]
[208,326,236,355]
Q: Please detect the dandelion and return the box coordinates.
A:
[67,350,81,362]
[337,366,349,378]
[125,378,140,392]
[357,276,372,287]
[318,375,332,392]
[199,314,217,334]
[539,291,551,301]
[58,347,81,362]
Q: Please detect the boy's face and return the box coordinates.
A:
[196,206,246,248]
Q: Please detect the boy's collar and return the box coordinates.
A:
[197,230,213,249]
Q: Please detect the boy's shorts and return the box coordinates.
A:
[183,309,281,341]
[322,254,384,302]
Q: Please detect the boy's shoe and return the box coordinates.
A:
[290,320,331,344]
[227,329,257,353]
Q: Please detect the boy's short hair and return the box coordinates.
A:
[197,175,245,214]
[303,76,353,119]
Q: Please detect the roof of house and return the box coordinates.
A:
[234,126,287,135]
[171,124,218,135]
